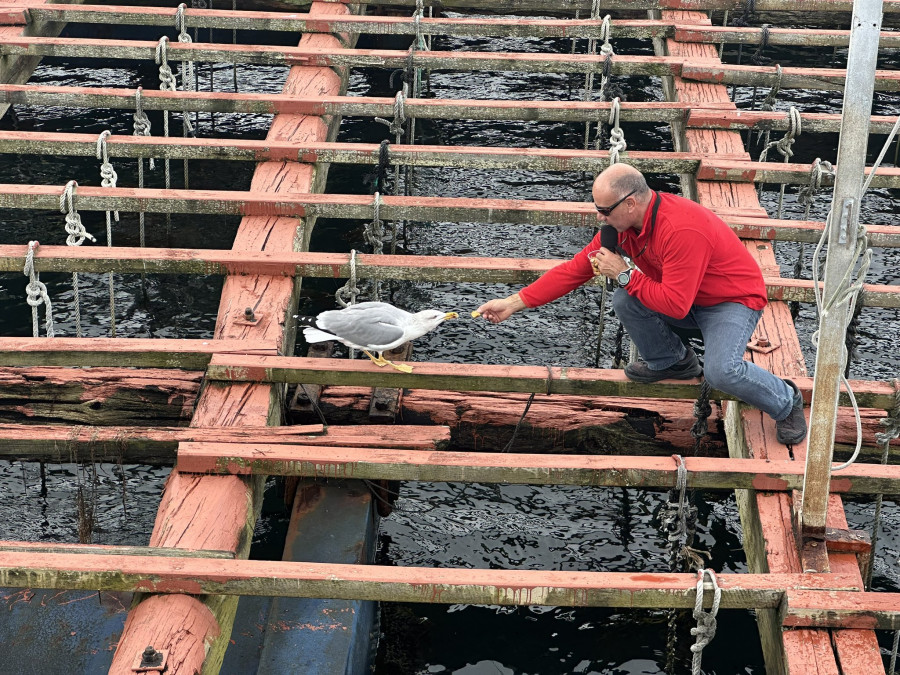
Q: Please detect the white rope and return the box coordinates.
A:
[690,569,721,675]
[156,37,175,236]
[335,248,359,309]
[175,3,195,191]
[133,87,152,264]
[375,91,407,142]
[363,193,385,301]
[60,181,95,338]
[96,131,118,336]
[758,106,801,218]
[23,241,54,338]
[607,97,626,164]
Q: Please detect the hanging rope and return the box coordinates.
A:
[60,181,96,338]
[23,241,55,338]
[363,192,385,301]
[753,63,783,150]
[133,87,153,298]
[376,90,407,143]
[584,12,612,150]
[889,628,899,675]
[335,249,360,309]
[96,130,119,337]
[758,105,800,219]
[155,37,176,238]
[690,569,721,675]
[607,97,627,164]
[791,159,835,320]
[865,379,900,589]
[690,380,713,454]
[175,3,196,190]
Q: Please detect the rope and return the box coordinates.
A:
[23,241,54,338]
[175,3,196,190]
[866,379,900,589]
[754,63,782,150]
[758,105,800,218]
[791,159,835,319]
[750,24,771,65]
[375,90,407,142]
[60,181,96,338]
[607,97,627,164]
[96,131,118,336]
[335,249,359,309]
[501,392,537,452]
[690,380,713,453]
[363,192,385,301]
[889,628,899,675]
[133,87,153,298]
[155,37,175,238]
[690,569,721,675]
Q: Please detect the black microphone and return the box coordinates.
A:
[599,225,618,290]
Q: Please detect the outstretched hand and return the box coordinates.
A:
[474,293,527,324]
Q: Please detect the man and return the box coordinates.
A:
[475,163,807,445]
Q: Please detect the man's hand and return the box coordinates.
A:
[591,247,630,279]
[475,293,527,324]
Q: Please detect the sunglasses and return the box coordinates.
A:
[595,189,637,217]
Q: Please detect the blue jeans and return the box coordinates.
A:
[611,289,795,421]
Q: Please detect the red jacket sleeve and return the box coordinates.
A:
[519,231,603,307]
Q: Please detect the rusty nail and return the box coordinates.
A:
[244,307,255,322]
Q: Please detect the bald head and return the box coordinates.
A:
[594,163,650,200]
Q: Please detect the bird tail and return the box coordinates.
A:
[293,314,317,328]
[303,327,336,343]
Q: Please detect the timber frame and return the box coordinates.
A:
[0,1,898,674]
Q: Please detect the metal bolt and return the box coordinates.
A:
[140,646,162,668]
[757,338,770,348]
[244,307,255,322]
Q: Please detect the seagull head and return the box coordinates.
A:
[413,309,458,333]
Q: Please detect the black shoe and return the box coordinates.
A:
[624,347,703,384]
[775,379,807,445]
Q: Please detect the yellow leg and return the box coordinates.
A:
[384,360,414,373]
[363,349,389,367]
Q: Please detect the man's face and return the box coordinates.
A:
[592,181,636,232]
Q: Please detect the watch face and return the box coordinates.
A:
[617,270,631,285]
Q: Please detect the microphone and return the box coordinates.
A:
[600,225,618,291]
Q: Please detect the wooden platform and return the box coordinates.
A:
[0,1,896,673]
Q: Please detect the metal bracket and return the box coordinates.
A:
[747,337,779,354]
[132,646,167,673]
[837,197,854,245]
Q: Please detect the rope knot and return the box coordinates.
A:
[60,181,96,247]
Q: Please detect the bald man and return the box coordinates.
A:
[476,163,807,446]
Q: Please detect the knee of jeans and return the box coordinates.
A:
[703,360,743,392]
[611,288,637,318]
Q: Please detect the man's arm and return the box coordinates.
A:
[475,293,528,324]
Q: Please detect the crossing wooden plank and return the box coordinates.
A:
[0,551,863,607]
[175,443,900,495]
[783,590,900,630]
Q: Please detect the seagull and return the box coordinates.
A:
[300,301,458,373]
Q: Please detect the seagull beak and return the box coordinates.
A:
[444,312,459,320]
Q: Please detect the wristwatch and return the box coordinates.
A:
[616,268,633,287]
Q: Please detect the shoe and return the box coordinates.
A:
[624,346,703,384]
[775,379,807,445]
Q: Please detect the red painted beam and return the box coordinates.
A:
[783,590,900,630]
[175,443,900,494]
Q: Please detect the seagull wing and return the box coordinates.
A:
[316,304,408,349]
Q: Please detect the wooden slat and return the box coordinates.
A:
[783,590,900,630]
[0,337,277,368]
[204,357,900,410]
[176,443,900,495]
[0,551,862,607]
[3,246,899,308]
[0,541,234,558]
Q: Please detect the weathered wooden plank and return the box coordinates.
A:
[0,541,235,558]
[176,443,900,494]
[783,590,900,630]
[3,245,900,308]
[688,109,900,135]
[0,551,862,607]
[0,423,450,461]
[205,357,900,410]
[698,158,900,188]
[0,337,277,368]
[0,84,730,122]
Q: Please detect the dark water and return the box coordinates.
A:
[0,12,898,675]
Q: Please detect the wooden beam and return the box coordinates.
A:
[782,590,900,630]
[0,550,862,607]
[205,357,900,410]
[0,337,277,368]
[176,443,900,495]
[0,541,234,559]
[688,108,900,135]
[0,84,728,122]
[3,245,899,308]
[0,423,451,461]
[698,158,900,188]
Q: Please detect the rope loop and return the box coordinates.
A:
[690,380,713,451]
[60,181,96,247]
[96,130,120,222]
[23,241,55,338]
[364,191,385,255]
[607,97,627,164]
[690,569,721,675]
[375,90,407,141]
[156,37,178,93]
[590,0,602,21]
[174,3,188,34]
[133,87,156,170]
[335,249,359,308]
[760,63,782,112]
[797,158,834,209]
[598,14,613,56]
[750,24,771,65]
[759,105,800,164]
[876,379,900,447]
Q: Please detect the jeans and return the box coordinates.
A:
[611,289,795,421]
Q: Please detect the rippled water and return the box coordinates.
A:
[0,14,898,675]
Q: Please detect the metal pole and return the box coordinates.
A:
[800,0,883,563]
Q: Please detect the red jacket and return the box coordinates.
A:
[519,191,767,318]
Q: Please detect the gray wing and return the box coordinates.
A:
[316,304,407,348]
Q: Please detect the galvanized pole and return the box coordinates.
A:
[800,0,883,566]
